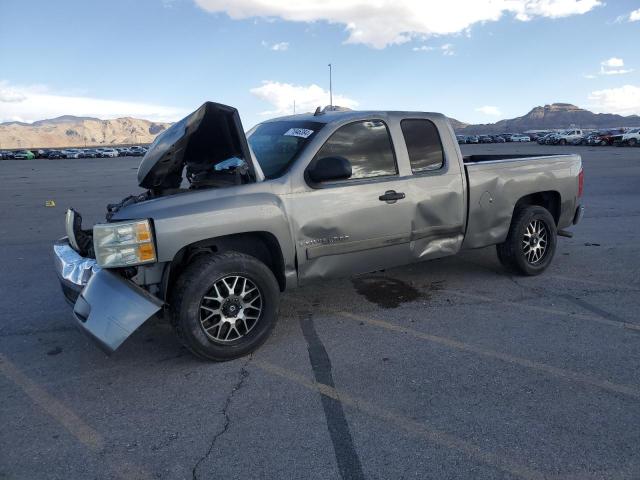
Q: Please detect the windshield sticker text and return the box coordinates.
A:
[284,128,314,139]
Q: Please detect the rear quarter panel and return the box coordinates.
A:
[462,154,581,249]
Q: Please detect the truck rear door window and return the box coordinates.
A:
[315,120,397,180]
[400,119,445,173]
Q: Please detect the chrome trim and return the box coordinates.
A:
[53,240,101,287]
[65,209,80,251]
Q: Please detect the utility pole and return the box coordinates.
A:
[293,99,296,115]
[328,63,333,108]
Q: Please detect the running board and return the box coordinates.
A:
[558,230,574,238]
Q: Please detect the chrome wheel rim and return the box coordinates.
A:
[199,275,263,343]
[522,219,548,265]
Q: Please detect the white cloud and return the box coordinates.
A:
[440,43,455,56]
[194,0,602,49]
[250,81,358,115]
[583,74,596,79]
[475,105,502,116]
[599,57,633,75]
[0,81,187,123]
[262,40,289,51]
[412,45,435,52]
[616,8,640,22]
[588,85,640,116]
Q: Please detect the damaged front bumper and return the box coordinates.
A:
[53,239,164,354]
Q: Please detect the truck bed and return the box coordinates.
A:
[461,153,582,249]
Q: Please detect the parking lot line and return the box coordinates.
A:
[329,310,640,400]
[253,359,548,480]
[0,352,104,450]
[0,353,153,480]
[547,275,640,292]
[441,289,640,331]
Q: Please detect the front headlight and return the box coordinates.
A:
[93,219,157,268]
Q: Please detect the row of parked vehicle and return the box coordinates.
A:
[457,128,640,147]
[457,133,532,144]
[0,145,149,160]
[535,128,640,146]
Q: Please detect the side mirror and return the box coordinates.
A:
[307,156,352,183]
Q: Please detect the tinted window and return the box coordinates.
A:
[248,121,324,179]
[314,120,397,180]
[400,119,445,173]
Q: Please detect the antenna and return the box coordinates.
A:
[328,63,333,108]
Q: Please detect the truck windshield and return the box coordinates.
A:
[248,120,324,179]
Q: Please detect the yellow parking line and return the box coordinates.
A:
[0,353,153,480]
[254,359,547,480]
[331,310,640,400]
[0,353,104,450]
[547,275,640,292]
[441,289,640,331]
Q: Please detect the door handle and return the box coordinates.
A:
[378,190,405,203]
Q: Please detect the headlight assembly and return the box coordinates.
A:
[93,219,157,268]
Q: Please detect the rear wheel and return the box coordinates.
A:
[496,206,557,276]
[559,139,567,145]
[629,138,638,147]
[171,252,280,361]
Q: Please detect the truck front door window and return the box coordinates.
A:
[315,120,397,180]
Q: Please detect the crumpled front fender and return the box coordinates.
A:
[73,269,164,354]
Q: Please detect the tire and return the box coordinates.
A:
[559,139,567,145]
[629,138,638,147]
[170,252,280,361]
[496,206,557,276]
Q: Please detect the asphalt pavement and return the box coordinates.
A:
[1,143,639,480]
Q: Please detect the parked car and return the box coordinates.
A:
[128,146,146,156]
[53,102,585,360]
[491,135,506,143]
[478,135,493,143]
[63,149,82,159]
[456,135,467,144]
[0,151,13,159]
[82,149,99,158]
[466,135,479,144]
[619,128,640,147]
[510,135,530,142]
[13,150,35,160]
[555,129,584,145]
[48,150,66,159]
[593,129,622,146]
[544,134,561,145]
[501,133,515,142]
[99,148,119,158]
[118,147,131,156]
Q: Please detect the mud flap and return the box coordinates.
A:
[73,269,163,354]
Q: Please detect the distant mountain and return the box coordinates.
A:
[0,116,170,149]
[456,103,640,134]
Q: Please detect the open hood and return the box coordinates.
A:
[138,102,261,190]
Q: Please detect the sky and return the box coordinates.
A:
[0,0,639,128]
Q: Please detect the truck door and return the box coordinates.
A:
[291,119,414,283]
[399,119,465,260]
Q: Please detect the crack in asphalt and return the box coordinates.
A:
[192,357,251,480]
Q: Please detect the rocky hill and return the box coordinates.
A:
[457,103,640,134]
[0,116,171,149]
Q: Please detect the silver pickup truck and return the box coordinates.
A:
[53,102,584,361]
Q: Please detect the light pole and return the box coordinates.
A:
[328,63,333,108]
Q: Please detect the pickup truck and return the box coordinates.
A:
[53,102,584,361]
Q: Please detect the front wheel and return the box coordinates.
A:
[170,252,280,361]
[496,206,557,276]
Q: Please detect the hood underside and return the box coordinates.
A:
[138,102,257,191]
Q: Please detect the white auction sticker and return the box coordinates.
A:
[284,128,314,138]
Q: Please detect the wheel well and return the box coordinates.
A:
[513,191,561,225]
[164,232,286,299]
